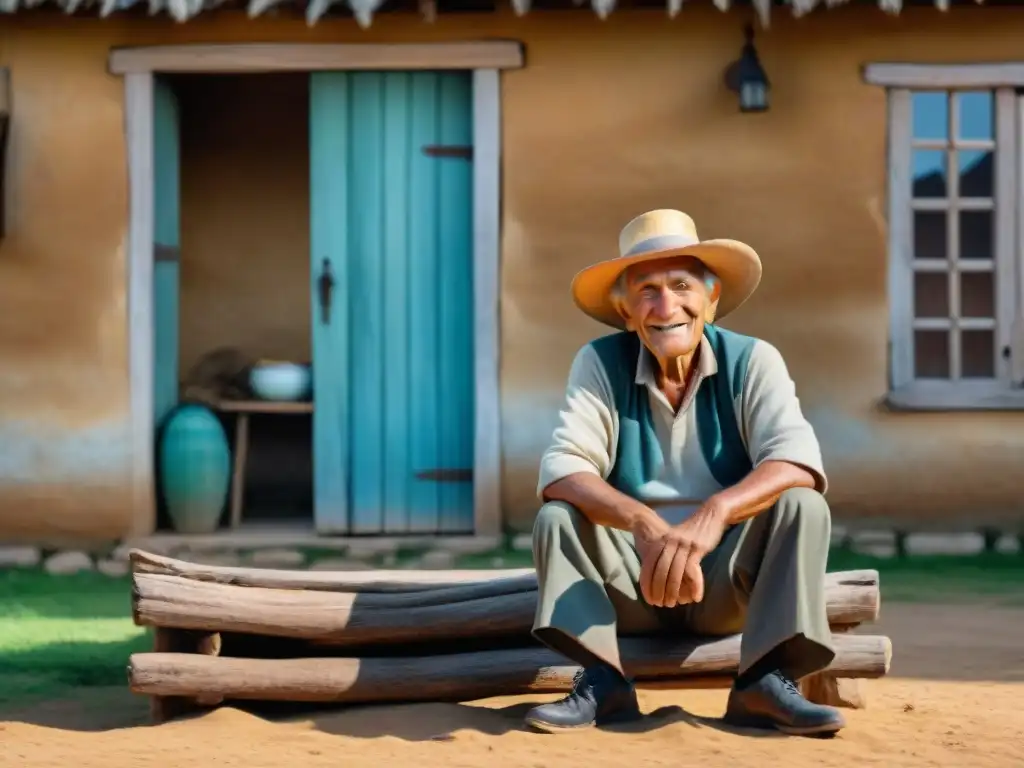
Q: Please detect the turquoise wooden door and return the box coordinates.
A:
[153,77,181,431]
[310,71,475,535]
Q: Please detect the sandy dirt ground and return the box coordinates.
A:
[2,601,1023,768]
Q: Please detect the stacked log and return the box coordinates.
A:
[126,549,892,722]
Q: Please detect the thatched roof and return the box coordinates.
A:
[0,0,982,30]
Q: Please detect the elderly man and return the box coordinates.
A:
[525,209,841,737]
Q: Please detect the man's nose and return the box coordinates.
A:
[652,289,677,318]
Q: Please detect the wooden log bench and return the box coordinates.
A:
[126,549,891,723]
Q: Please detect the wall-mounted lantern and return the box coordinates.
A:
[724,24,770,113]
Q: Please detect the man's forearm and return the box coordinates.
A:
[542,472,661,533]
[708,460,817,525]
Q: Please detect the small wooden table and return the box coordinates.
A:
[212,399,314,529]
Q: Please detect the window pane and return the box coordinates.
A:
[913,211,947,260]
[961,330,995,378]
[912,150,947,198]
[914,272,948,318]
[912,91,948,141]
[914,330,949,379]
[957,91,994,141]
[957,150,993,198]
[959,210,993,260]
[960,272,995,319]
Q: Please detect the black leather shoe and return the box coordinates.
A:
[724,669,846,736]
[524,665,642,733]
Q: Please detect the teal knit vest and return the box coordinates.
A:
[589,324,756,498]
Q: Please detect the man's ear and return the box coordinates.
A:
[704,302,718,324]
[615,298,637,331]
[704,281,721,324]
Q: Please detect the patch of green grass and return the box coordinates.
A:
[827,548,1024,604]
[0,569,148,707]
[453,549,531,570]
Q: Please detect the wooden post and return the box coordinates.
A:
[148,627,223,723]
[229,412,249,529]
[800,625,868,709]
[801,674,867,710]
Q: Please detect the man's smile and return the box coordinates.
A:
[648,322,690,333]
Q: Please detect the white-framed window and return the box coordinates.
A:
[866,64,1024,410]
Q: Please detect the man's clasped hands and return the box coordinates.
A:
[629,497,733,610]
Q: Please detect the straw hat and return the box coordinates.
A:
[571,209,763,329]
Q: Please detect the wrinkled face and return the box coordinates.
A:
[614,256,720,363]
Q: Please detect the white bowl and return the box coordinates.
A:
[249,362,312,402]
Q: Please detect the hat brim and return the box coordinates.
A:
[570,239,763,329]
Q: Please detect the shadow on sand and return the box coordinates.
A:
[233,697,792,742]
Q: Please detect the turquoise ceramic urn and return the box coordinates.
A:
[159,404,231,534]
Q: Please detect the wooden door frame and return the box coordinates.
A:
[113,42,523,538]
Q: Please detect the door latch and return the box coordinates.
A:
[318,258,335,325]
